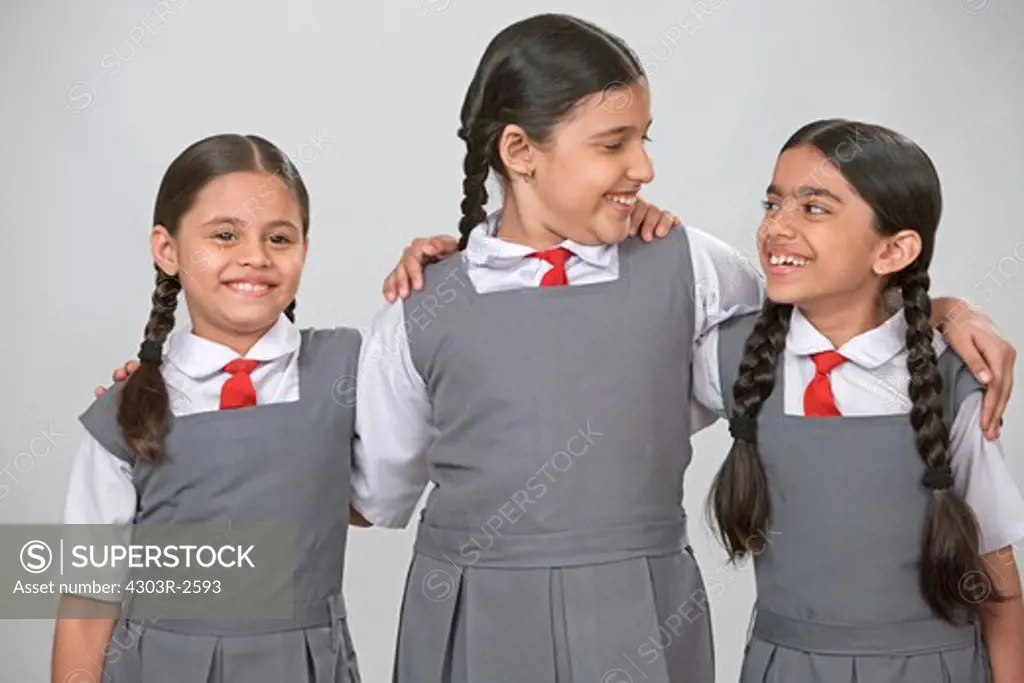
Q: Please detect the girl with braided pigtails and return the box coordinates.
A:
[706,119,1024,682]
[54,134,366,683]
[362,14,1016,683]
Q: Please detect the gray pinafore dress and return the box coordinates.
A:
[393,229,715,683]
[78,328,362,683]
[718,312,992,683]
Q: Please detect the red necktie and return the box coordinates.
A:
[220,359,260,410]
[528,247,573,287]
[803,350,847,417]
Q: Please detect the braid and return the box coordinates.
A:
[456,128,491,251]
[901,268,997,622]
[284,299,297,322]
[116,266,181,464]
[710,302,793,560]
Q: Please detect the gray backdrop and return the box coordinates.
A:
[2,0,1022,680]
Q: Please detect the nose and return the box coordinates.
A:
[764,200,799,239]
[627,144,655,185]
[237,231,271,268]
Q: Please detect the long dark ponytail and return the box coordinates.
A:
[711,119,996,623]
[117,134,309,463]
[455,13,644,249]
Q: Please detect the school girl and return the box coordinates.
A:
[53,133,364,683]
[56,132,676,683]
[705,119,1024,681]
[355,14,1014,683]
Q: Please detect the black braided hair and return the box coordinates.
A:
[709,302,792,559]
[117,267,181,462]
[899,267,997,622]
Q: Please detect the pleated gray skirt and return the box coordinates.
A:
[393,547,715,683]
[740,610,991,683]
[103,619,361,683]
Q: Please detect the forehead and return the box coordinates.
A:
[188,171,302,225]
[554,79,652,138]
[771,145,857,198]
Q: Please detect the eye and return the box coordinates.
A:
[642,134,653,143]
[213,230,237,242]
[268,233,293,245]
[604,141,624,152]
[761,199,780,212]
[806,203,829,216]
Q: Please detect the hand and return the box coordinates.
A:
[383,235,460,303]
[629,196,683,242]
[939,301,1015,440]
[93,360,139,398]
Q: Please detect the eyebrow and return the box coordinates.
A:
[202,215,301,231]
[765,184,844,204]
[590,119,654,139]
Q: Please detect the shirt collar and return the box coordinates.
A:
[164,313,300,379]
[463,210,616,270]
[787,306,920,369]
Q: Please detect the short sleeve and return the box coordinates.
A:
[949,392,1024,555]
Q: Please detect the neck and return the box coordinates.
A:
[798,291,889,348]
[495,192,567,250]
[188,311,277,356]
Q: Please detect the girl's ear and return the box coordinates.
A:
[151,225,179,276]
[497,124,535,181]
[874,229,922,276]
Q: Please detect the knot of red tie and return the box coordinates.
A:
[528,246,573,287]
[811,350,847,375]
[804,350,847,418]
[220,359,261,410]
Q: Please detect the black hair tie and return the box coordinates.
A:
[138,340,163,365]
[922,466,954,491]
[729,416,757,442]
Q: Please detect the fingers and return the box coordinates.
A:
[983,345,1014,440]
[630,202,652,240]
[394,254,413,300]
[384,236,459,303]
[435,235,459,256]
[94,385,107,398]
[974,340,1012,440]
[126,360,139,375]
[383,273,399,303]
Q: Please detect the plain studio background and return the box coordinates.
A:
[2,0,1022,680]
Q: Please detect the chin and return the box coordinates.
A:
[593,219,631,245]
[764,281,806,305]
[220,305,284,333]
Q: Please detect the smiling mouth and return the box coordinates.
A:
[604,192,638,209]
[767,252,811,267]
[225,281,276,297]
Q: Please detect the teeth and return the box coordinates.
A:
[229,282,269,294]
[770,253,809,267]
[606,194,637,206]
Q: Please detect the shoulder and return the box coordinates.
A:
[936,346,984,412]
[78,381,134,464]
[419,251,466,284]
[300,326,363,363]
[80,380,125,423]
[718,308,764,338]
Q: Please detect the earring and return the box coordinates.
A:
[521,168,535,182]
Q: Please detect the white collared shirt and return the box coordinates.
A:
[692,306,1024,555]
[351,213,767,528]
[63,314,303,527]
